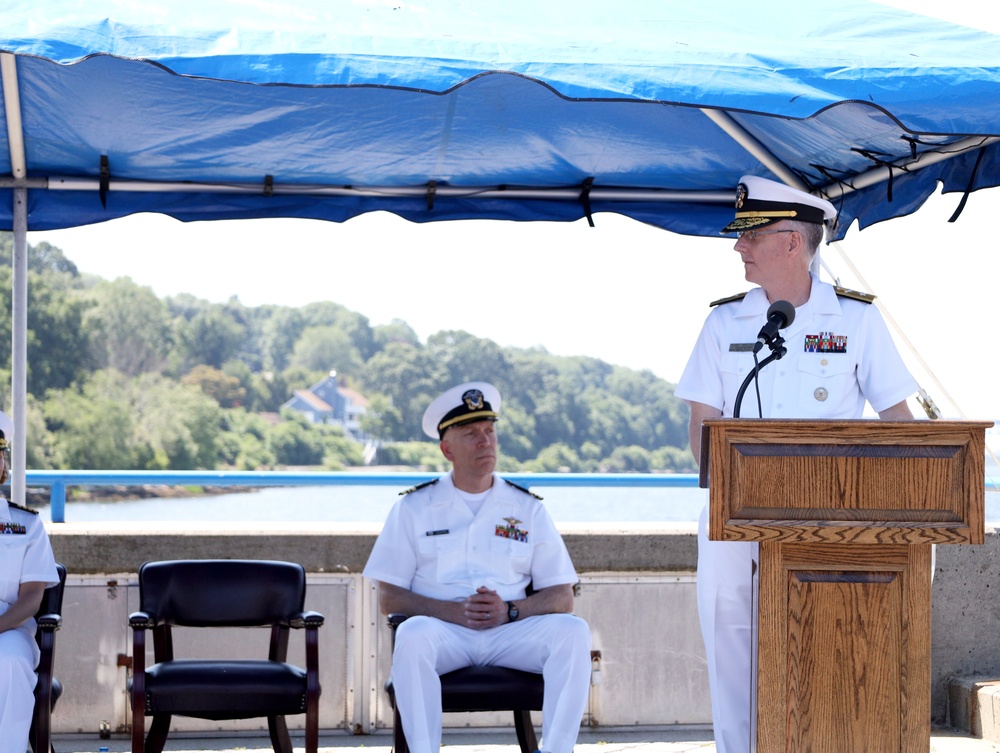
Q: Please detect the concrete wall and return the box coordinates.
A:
[44,522,999,734]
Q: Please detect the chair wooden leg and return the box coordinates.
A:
[267,715,293,753]
[305,703,319,753]
[392,705,409,753]
[131,702,146,753]
[513,710,538,753]
[28,706,49,753]
[145,715,171,753]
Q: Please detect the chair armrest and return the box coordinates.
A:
[128,611,158,630]
[36,613,62,631]
[387,613,409,629]
[290,610,325,629]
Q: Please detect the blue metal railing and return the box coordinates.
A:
[25,470,703,523]
[23,469,1000,523]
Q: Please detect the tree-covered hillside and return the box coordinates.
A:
[0,233,693,472]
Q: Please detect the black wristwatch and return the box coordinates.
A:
[506,600,520,622]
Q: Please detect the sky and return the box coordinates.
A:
[28,184,1000,422]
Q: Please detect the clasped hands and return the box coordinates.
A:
[462,585,508,630]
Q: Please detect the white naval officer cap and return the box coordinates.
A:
[422,382,501,440]
[721,175,837,234]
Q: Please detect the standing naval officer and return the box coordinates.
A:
[0,410,60,753]
[363,382,591,753]
[674,176,917,753]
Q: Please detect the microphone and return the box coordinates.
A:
[753,300,795,354]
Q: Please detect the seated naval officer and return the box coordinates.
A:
[363,382,591,753]
[0,409,60,753]
[674,176,917,753]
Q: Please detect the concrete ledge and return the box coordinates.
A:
[45,521,700,575]
[949,676,1000,742]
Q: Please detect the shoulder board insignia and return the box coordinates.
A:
[710,291,749,307]
[834,286,876,304]
[399,478,438,496]
[504,479,543,500]
[8,501,39,514]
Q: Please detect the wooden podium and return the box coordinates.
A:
[701,419,990,753]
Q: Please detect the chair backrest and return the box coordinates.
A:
[35,563,67,621]
[138,559,306,627]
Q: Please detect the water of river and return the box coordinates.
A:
[35,480,1000,525]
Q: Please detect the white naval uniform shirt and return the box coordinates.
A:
[675,276,917,418]
[363,472,577,601]
[0,498,59,653]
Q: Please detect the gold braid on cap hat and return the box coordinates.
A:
[734,210,800,219]
[438,410,499,433]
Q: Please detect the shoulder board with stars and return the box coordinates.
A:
[8,501,39,514]
[504,479,543,500]
[709,291,749,307]
[834,286,876,304]
[399,478,439,496]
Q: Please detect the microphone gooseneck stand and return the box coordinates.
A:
[733,334,787,419]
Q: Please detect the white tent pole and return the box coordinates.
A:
[3,52,28,506]
[700,108,809,190]
[11,190,27,505]
[820,135,1000,200]
[25,131,994,206]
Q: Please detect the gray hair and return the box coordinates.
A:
[787,220,825,258]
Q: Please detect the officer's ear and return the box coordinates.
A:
[440,438,455,462]
[786,228,807,261]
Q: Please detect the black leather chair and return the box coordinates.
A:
[384,613,544,753]
[30,562,67,753]
[129,560,323,753]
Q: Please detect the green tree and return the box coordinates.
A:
[524,442,581,473]
[176,306,247,369]
[269,411,325,466]
[373,319,421,350]
[359,393,405,441]
[427,330,514,396]
[0,234,80,276]
[182,365,247,408]
[289,326,363,374]
[217,408,276,470]
[301,302,376,360]
[83,277,172,376]
[43,375,137,469]
[43,370,222,470]
[0,266,91,394]
[361,342,446,440]
[257,306,305,372]
[602,445,653,473]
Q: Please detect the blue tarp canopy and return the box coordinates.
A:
[2,1,1000,239]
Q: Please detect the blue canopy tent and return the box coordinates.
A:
[1,1,1000,500]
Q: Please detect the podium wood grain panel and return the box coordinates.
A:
[705,420,987,545]
[757,543,931,753]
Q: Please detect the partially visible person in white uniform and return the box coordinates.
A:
[0,410,59,753]
[675,176,917,753]
[363,382,591,753]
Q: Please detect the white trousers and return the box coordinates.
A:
[391,613,592,753]
[0,627,39,753]
[697,504,757,753]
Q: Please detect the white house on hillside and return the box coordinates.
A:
[281,371,369,441]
